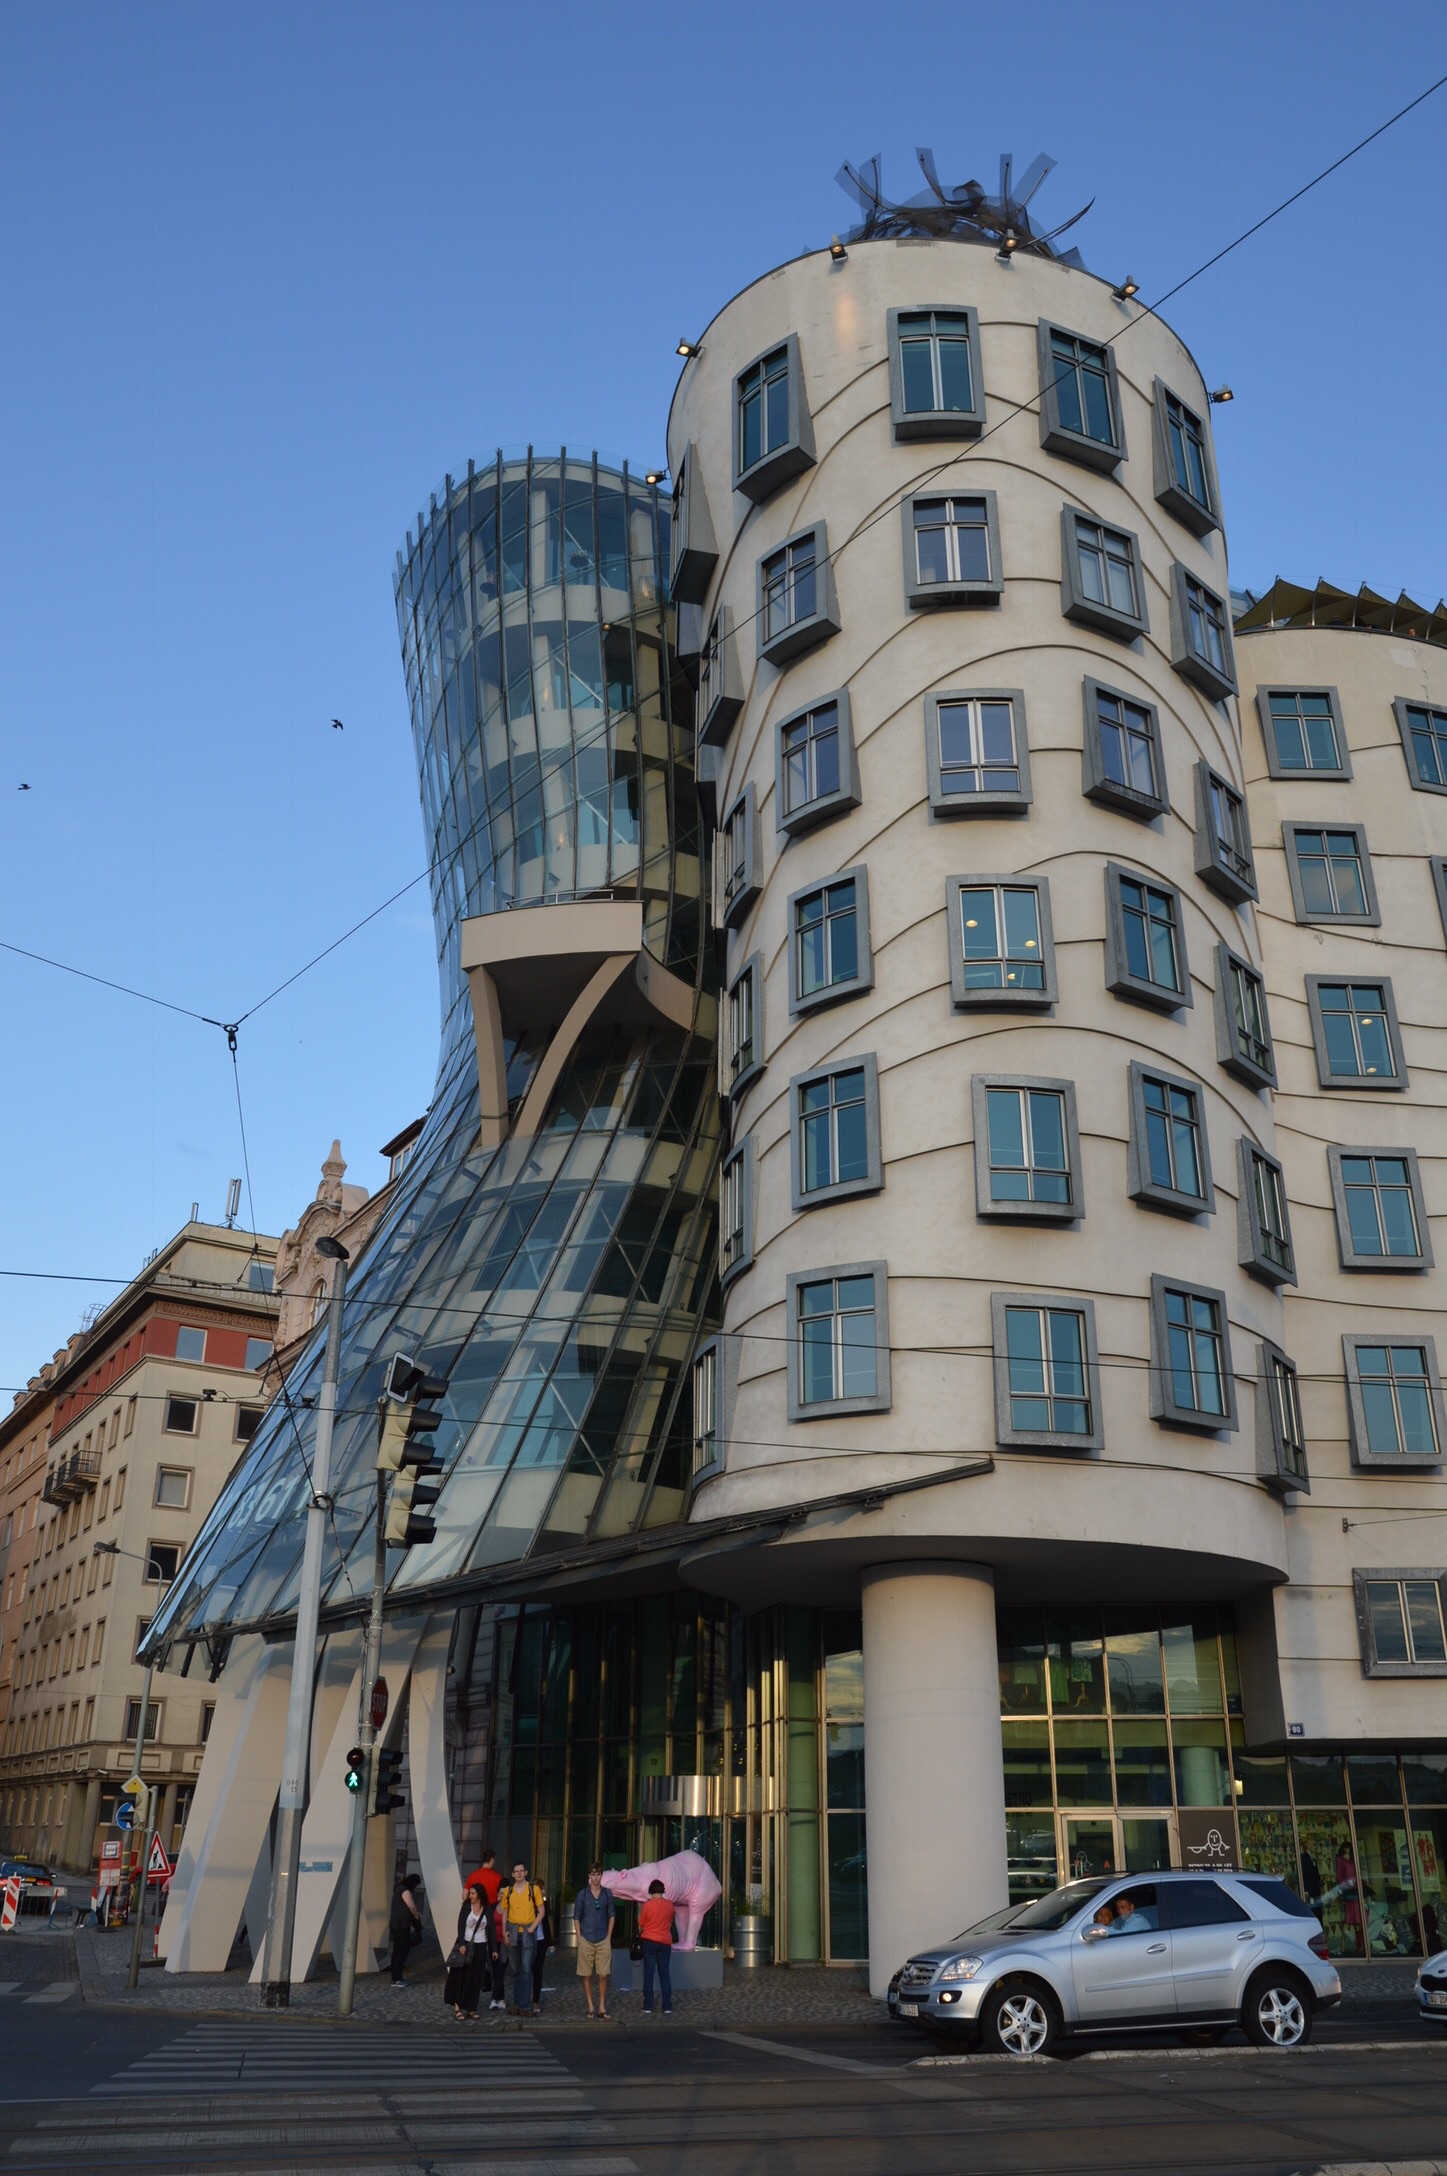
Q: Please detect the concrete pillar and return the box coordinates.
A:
[78,1776,102,1875]
[784,1608,820,1962]
[159,1783,179,1853]
[862,1563,1008,1997]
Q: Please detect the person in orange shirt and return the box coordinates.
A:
[637,1878,675,2017]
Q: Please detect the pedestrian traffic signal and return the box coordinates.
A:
[373,1746,405,1817]
[345,1746,367,1795]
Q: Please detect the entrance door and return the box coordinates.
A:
[1063,1815,1173,1881]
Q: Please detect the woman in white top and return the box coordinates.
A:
[444,1882,489,2019]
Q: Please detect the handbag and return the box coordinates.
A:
[447,1939,469,1968]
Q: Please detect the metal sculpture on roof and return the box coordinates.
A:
[836,147,1092,267]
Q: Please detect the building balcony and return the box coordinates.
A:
[41,1446,102,1505]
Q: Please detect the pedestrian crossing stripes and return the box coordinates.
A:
[91,2021,579,2097]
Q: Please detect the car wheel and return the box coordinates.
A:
[1242,1970,1312,2049]
[1176,2025,1230,2047]
[980,1979,1058,2059]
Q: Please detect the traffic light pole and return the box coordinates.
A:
[336,1455,388,2018]
[260,1239,349,2008]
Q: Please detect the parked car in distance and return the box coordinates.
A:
[888,1869,1340,2056]
[1416,1948,1447,2023]
[0,1859,57,1914]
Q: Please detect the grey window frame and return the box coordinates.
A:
[1149,1274,1238,1433]
[947,874,1059,1011]
[1151,377,1219,537]
[1393,697,1447,797]
[1081,677,1166,818]
[926,688,1032,817]
[1256,1341,1309,1494]
[757,520,841,667]
[1353,1569,1447,1677]
[1060,511,1148,642]
[723,952,764,1099]
[786,1260,891,1420]
[715,784,760,931]
[698,604,744,748]
[1237,1139,1296,1286]
[902,489,1003,609]
[790,1054,883,1211]
[1432,857,1447,947]
[1256,686,1351,780]
[1343,1336,1446,1470]
[1327,1145,1433,1272]
[669,445,718,606]
[972,1075,1083,1223]
[1282,822,1380,926]
[1305,975,1407,1091]
[1126,1061,1215,1217]
[690,1339,721,1481]
[733,333,816,504]
[1194,761,1257,904]
[776,690,861,838]
[787,866,874,1017]
[162,1395,198,1436]
[887,304,986,439]
[990,1292,1103,1453]
[1037,320,1126,472]
[1213,944,1276,1089]
[719,1137,754,1287]
[1104,862,1192,1013]
[1169,564,1237,699]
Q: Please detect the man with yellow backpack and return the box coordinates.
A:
[500,1861,545,2015]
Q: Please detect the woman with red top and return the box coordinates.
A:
[638,1878,675,2017]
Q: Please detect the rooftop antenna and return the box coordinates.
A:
[225,1178,242,1229]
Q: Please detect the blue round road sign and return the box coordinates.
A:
[115,1800,135,1832]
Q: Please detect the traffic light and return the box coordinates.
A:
[378,1354,447,1547]
[344,1746,367,1795]
[373,1746,405,1817]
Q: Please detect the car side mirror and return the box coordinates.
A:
[1082,1923,1107,1943]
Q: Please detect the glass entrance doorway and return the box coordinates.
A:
[1063,1815,1173,1881]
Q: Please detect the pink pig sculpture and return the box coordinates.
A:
[600,1848,722,1950]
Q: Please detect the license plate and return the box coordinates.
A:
[1426,1989,1447,2009]
[899,2002,919,2018]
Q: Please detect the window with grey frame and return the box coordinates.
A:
[719,1140,753,1284]
[1393,699,1447,795]
[789,870,872,1013]
[758,522,840,666]
[1150,1275,1237,1431]
[734,335,816,502]
[1170,566,1236,699]
[1306,977,1406,1088]
[698,606,742,746]
[777,692,860,836]
[903,491,1002,607]
[973,1077,1081,1220]
[724,954,762,1095]
[1344,1337,1445,1467]
[1037,322,1124,470]
[1127,1063,1213,1216]
[792,1056,882,1210]
[1195,762,1257,903]
[1328,1147,1432,1271]
[1282,823,1379,925]
[1354,1571,1447,1676]
[1214,945,1275,1088]
[715,785,759,930]
[1257,1341,1309,1492]
[1082,679,1165,816]
[1152,379,1217,535]
[888,305,985,437]
[1105,864,1190,1011]
[1433,856,1447,947]
[926,689,1030,815]
[1238,1140,1295,1285]
[691,1343,719,1477]
[948,876,1057,1008]
[992,1294,1102,1451]
[669,447,718,605]
[788,1265,890,1418]
[1257,687,1350,778]
[1061,512,1147,641]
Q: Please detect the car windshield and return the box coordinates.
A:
[959,1879,1110,1937]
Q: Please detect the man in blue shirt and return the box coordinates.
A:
[574,1864,617,2020]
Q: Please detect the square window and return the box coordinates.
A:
[1344,1337,1445,1467]
[1393,699,1447,796]
[715,786,760,931]
[1104,864,1191,1011]
[991,1294,1102,1451]
[1305,977,1406,1089]
[1194,762,1257,903]
[948,876,1057,1010]
[888,306,985,438]
[788,869,873,1016]
[246,1262,274,1293]
[972,1076,1081,1222]
[734,334,816,503]
[776,692,861,837]
[791,1056,883,1211]
[162,1396,198,1436]
[1282,824,1379,925]
[244,1337,272,1373]
[719,1140,754,1286]
[723,953,763,1097]
[902,491,1003,608]
[1257,687,1350,779]
[174,1327,206,1363]
[1238,1141,1296,1286]
[1037,322,1125,471]
[1354,1571,1447,1675]
[200,1701,216,1745]
[1149,1276,1237,1432]
[698,606,744,747]
[123,1698,160,1741]
[1061,512,1148,641]
[154,1467,191,1509]
[1256,1341,1309,1492]
[786,1264,891,1419]
[1328,1147,1432,1271]
[691,1342,720,1478]
[1213,944,1276,1089]
[1126,1063,1214,1216]
[757,522,840,666]
[926,689,1031,816]
[1169,566,1236,699]
[1081,678,1166,816]
[669,446,718,606]
[234,1405,264,1445]
[145,1542,180,1584]
[1151,379,1218,536]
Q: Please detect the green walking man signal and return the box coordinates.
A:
[376,1354,447,1549]
[344,1746,367,1795]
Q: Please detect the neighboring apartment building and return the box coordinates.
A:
[0,1219,278,1871]
[269,1129,421,1378]
[0,1365,63,1742]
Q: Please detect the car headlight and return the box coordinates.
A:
[937,1955,983,1983]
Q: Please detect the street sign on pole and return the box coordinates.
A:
[147,1835,172,1881]
[370,1678,389,1730]
[114,1800,135,1833]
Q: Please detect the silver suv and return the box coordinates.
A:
[888,1870,1340,2056]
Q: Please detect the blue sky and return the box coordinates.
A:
[2,2,1444,1391]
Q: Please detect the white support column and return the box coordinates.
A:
[407,1614,464,1965]
[861,1562,1008,1997]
